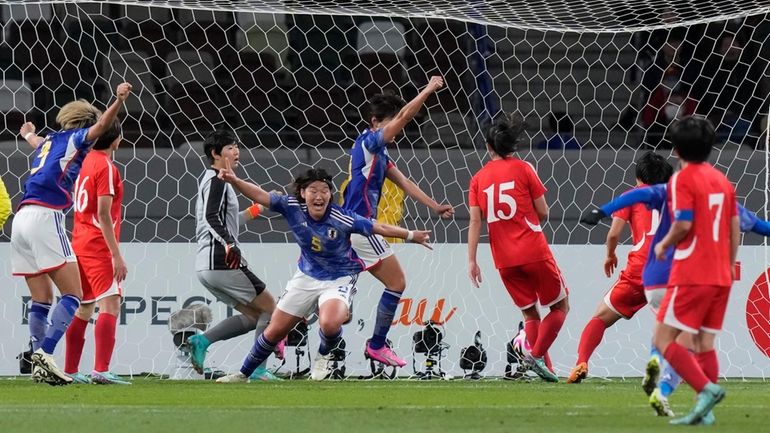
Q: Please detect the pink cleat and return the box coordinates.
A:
[365,343,406,367]
[274,338,286,361]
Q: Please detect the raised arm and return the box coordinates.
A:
[386,165,453,218]
[217,161,271,207]
[381,76,444,143]
[85,82,132,142]
[19,122,45,149]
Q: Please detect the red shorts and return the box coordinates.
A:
[657,285,731,334]
[603,271,646,319]
[499,258,568,309]
[78,254,122,304]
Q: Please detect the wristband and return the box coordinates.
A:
[246,203,261,219]
[406,230,414,241]
[23,132,34,141]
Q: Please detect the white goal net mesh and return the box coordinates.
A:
[0,1,769,379]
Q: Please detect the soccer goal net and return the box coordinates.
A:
[1,1,769,379]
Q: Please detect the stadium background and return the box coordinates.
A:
[0,2,769,378]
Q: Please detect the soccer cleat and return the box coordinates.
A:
[365,344,407,367]
[216,372,249,383]
[642,355,660,396]
[649,388,675,417]
[669,383,725,426]
[699,411,716,426]
[66,372,92,384]
[526,355,559,383]
[186,334,211,374]
[274,338,286,361]
[249,366,283,382]
[567,362,588,384]
[31,366,45,383]
[310,353,334,381]
[31,349,72,386]
[91,371,132,385]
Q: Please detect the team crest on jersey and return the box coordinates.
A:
[327,228,338,240]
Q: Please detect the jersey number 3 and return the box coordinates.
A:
[483,181,516,223]
[30,139,52,175]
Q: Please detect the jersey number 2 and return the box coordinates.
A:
[483,181,516,223]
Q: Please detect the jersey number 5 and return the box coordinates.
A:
[483,181,516,223]
[311,235,322,252]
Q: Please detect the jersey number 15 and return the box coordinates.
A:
[483,181,516,223]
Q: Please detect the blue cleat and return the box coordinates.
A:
[249,366,283,382]
[186,334,211,374]
[91,371,132,385]
[526,355,559,383]
[670,383,724,425]
[66,372,92,384]
[699,411,716,426]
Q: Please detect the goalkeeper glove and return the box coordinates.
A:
[580,208,607,225]
[225,243,242,269]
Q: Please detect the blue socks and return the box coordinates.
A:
[659,362,682,397]
[369,289,402,350]
[29,301,51,351]
[241,333,276,376]
[40,294,80,354]
[318,328,342,356]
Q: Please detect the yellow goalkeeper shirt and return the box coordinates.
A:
[0,176,10,228]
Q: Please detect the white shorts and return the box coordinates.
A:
[11,205,76,276]
[276,270,358,319]
[645,286,667,314]
[351,232,393,269]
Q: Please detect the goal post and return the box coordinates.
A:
[0,1,769,379]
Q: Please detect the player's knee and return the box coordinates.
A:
[551,297,570,314]
[98,296,121,316]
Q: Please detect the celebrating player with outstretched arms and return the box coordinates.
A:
[467,113,568,383]
[341,76,453,368]
[215,165,431,382]
[13,82,132,385]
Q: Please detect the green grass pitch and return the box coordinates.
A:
[0,378,767,433]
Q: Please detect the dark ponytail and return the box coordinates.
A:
[485,113,527,157]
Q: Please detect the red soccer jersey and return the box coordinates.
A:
[612,185,659,279]
[667,162,737,287]
[71,151,123,258]
[469,158,553,268]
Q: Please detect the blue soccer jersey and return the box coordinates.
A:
[341,128,393,219]
[270,193,375,280]
[20,128,92,210]
[600,183,768,288]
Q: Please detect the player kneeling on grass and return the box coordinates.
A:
[653,116,736,426]
[14,83,132,386]
[467,113,568,383]
[189,130,281,381]
[215,166,431,382]
[62,119,130,385]
[567,152,673,385]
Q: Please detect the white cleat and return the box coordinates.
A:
[31,349,72,386]
[310,353,334,381]
[649,388,675,417]
[215,372,249,383]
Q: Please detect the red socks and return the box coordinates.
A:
[577,317,607,365]
[530,309,567,359]
[65,316,89,374]
[664,342,710,393]
[94,312,118,373]
[696,350,719,383]
[523,319,552,368]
